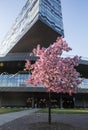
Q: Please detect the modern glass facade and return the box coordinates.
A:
[0,58,88,88]
[0,74,29,87]
[39,0,64,35]
[0,74,44,87]
[0,73,87,88]
[0,0,64,57]
[0,1,88,109]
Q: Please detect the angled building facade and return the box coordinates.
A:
[0,0,64,57]
[0,0,88,108]
[0,0,65,107]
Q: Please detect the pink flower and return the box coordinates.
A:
[25,37,82,94]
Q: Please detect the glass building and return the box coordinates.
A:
[0,0,88,108]
[0,0,64,87]
[0,0,64,57]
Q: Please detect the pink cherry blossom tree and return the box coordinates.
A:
[25,37,82,124]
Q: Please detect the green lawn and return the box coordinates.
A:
[0,107,28,114]
[1,107,88,114]
[40,108,88,114]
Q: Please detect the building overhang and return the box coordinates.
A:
[0,87,46,92]
[0,0,64,57]
[0,87,88,94]
[9,20,60,53]
[0,20,60,57]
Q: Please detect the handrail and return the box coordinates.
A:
[0,73,88,88]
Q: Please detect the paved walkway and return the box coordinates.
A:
[52,113,88,130]
[0,108,39,126]
[0,109,88,130]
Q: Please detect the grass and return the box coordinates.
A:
[0,107,28,114]
[39,108,88,114]
[1,107,88,114]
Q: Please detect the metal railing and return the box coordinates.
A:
[0,73,88,88]
[0,74,28,87]
[0,73,43,87]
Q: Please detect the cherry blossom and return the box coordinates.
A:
[25,37,82,95]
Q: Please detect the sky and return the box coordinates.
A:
[0,0,88,58]
[61,0,88,58]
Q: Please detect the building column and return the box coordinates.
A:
[0,95,2,107]
[59,94,63,109]
[73,96,76,108]
[32,96,35,108]
[83,98,86,108]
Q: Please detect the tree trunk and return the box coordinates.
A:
[48,91,51,124]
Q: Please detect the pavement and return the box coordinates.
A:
[0,108,39,126]
[52,113,88,130]
[0,109,88,130]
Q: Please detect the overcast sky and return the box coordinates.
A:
[0,0,88,58]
